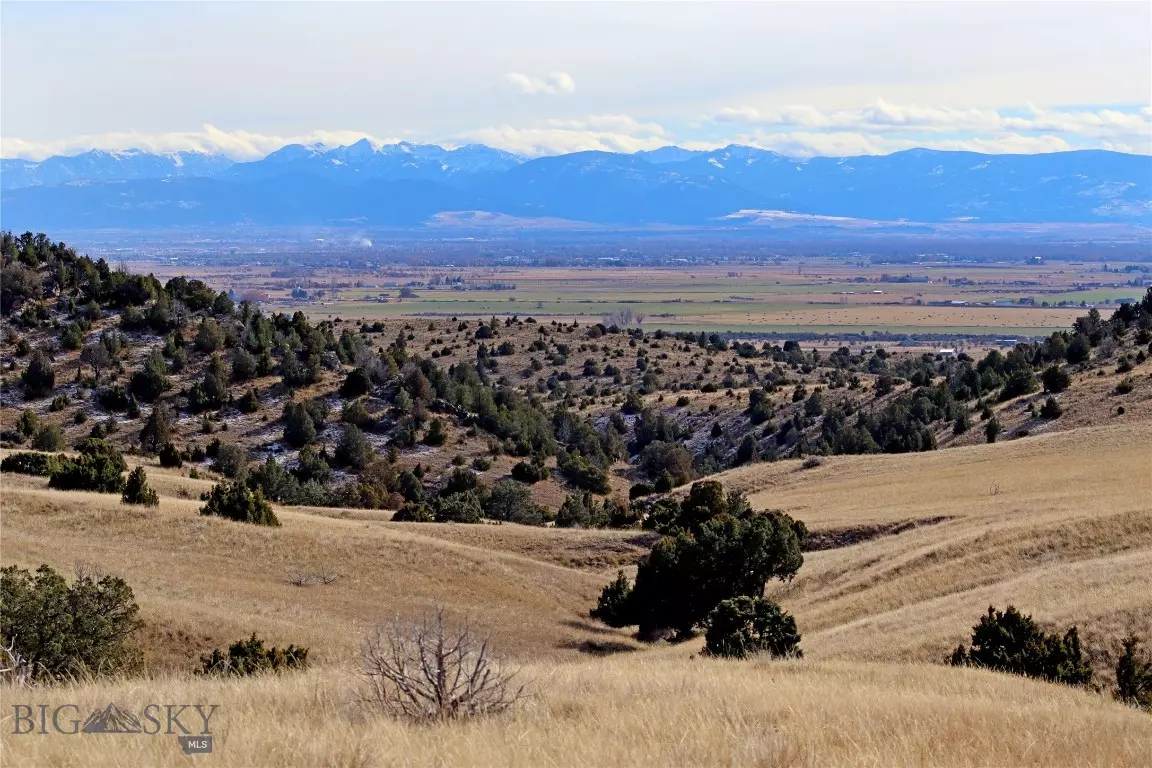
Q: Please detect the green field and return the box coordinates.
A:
[307,297,824,317]
[1022,287,1148,303]
[280,264,1141,337]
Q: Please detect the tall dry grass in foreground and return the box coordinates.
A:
[2,657,1150,767]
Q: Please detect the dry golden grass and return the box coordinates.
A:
[2,419,1149,765]
[670,304,1088,331]
[0,479,643,672]
[373,520,654,571]
[715,419,1150,528]
[2,658,1150,767]
[940,360,1151,449]
[708,420,1152,681]
[3,421,1148,677]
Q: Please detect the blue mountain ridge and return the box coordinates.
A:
[2,142,1149,227]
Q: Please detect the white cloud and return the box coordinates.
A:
[545,115,667,137]
[714,99,1152,135]
[3,117,669,161]
[735,130,1075,158]
[504,71,576,96]
[0,125,403,161]
[3,99,1148,163]
[459,114,668,156]
[710,99,1152,154]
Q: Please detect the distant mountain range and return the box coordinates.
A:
[1,149,234,190]
[2,141,1149,229]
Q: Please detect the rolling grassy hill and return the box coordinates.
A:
[2,417,1149,765]
[0,467,647,670]
[733,420,1152,682]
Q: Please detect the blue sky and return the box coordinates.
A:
[2,1,1149,159]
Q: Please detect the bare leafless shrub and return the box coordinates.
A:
[0,637,37,688]
[360,607,525,722]
[287,569,338,587]
[1098,337,1117,360]
[603,308,634,328]
[74,560,106,582]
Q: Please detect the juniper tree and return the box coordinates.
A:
[950,606,1092,687]
[423,418,447,446]
[121,467,159,507]
[704,596,802,659]
[593,481,806,640]
[139,405,172,454]
[283,401,317,447]
[48,439,127,494]
[200,481,279,526]
[130,350,170,403]
[21,350,55,399]
[335,425,375,470]
[1116,636,1152,710]
[0,564,142,682]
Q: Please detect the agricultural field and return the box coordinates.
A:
[130,261,1151,338]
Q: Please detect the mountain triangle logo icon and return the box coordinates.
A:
[81,704,143,734]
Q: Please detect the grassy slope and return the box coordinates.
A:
[0,470,645,671]
[712,420,1152,681]
[1,420,1149,764]
[940,360,1151,448]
